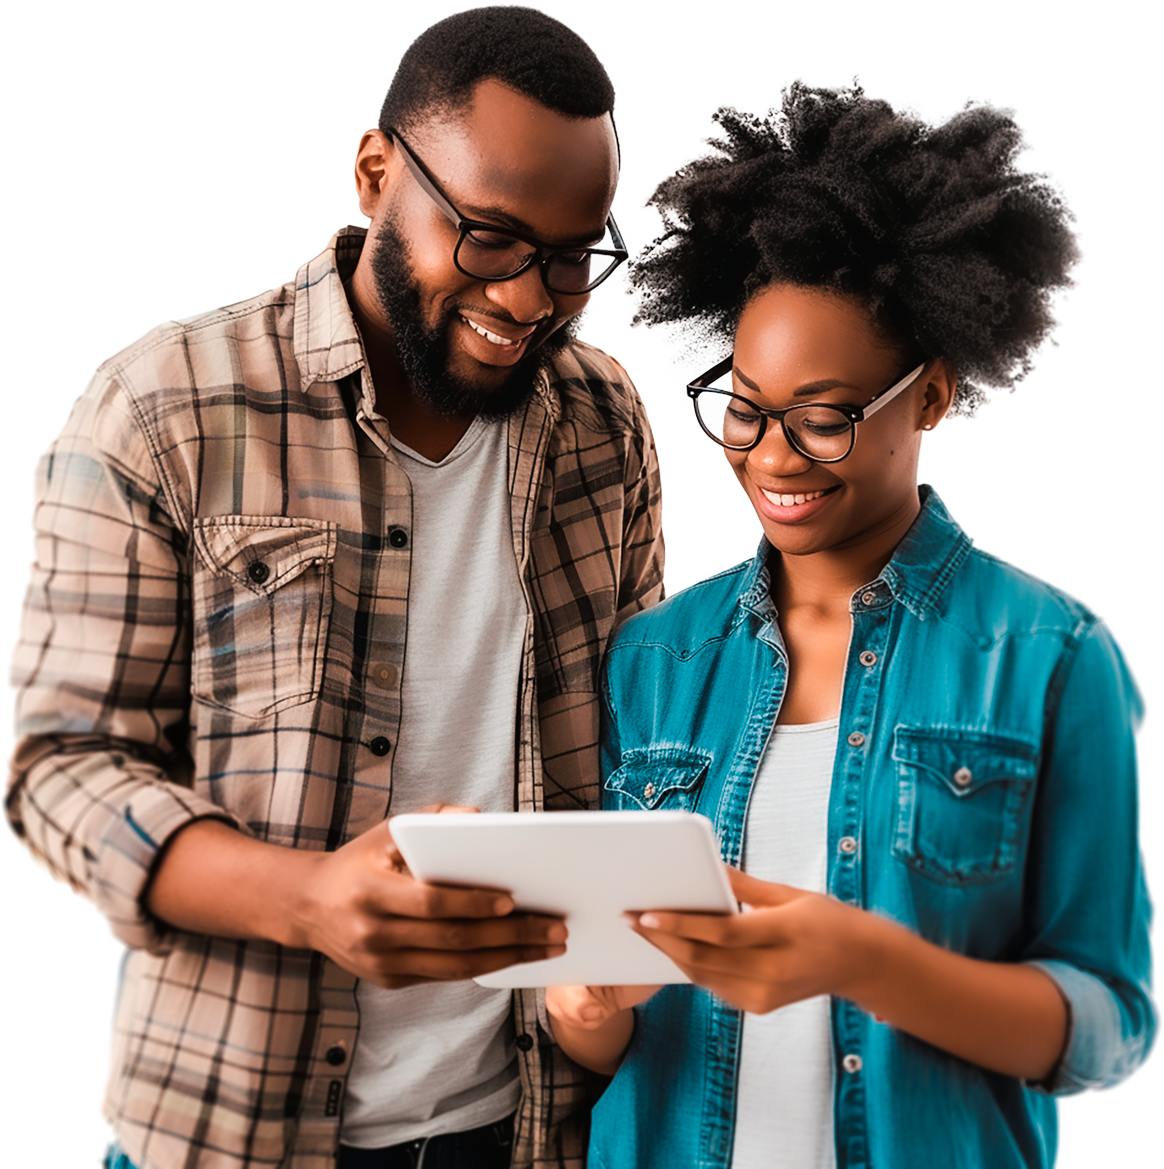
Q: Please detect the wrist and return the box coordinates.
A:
[264,846,328,951]
[835,904,902,1008]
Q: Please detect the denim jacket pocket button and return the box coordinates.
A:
[891,726,1038,886]
[603,750,711,812]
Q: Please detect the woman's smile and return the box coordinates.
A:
[754,484,840,523]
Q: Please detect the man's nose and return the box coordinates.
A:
[483,262,560,324]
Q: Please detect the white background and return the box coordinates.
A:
[4,2,1159,1169]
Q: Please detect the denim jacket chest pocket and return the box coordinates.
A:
[604,748,712,812]
[191,516,338,718]
[891,726,1039,886]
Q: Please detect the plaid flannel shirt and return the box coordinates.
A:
[7,227,664,1169]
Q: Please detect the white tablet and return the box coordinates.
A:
[390,810,736,987]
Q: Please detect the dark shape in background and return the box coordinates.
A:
[33,1,322,301]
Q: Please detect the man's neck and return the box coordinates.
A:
[347,275,475,462]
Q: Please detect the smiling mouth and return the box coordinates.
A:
[759,487,834,507]
[460,314,529,348]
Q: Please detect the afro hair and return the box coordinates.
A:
[632,83,1078,412]
[380,6,614,136]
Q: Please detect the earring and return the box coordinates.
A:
[923,424,933,431]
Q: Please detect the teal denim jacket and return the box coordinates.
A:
[591,488,1154,1169]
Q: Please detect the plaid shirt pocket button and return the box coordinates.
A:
[191,518,338,717]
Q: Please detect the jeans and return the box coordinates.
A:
[104,1113,515,1169]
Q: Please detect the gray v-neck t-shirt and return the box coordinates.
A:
[342,417,527,1148]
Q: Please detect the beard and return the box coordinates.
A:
[369,217,576,421]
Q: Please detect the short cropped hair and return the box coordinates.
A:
[632,84,1078,412]
[379,6,615,135]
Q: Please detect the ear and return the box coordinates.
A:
[354,129,398,220]
[918,359,957,431]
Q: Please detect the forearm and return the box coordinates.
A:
[547,999,635,1077]
[145,819,320,948]
[850,913,1068,1081]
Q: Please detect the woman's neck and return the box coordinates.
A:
[771,495,920,617]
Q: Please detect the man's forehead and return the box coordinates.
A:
[411,80,617,181]
[407,78,619,237]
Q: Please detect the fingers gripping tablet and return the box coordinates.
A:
[390,810,737,987]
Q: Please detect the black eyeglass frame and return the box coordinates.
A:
[387,128,629,295]
[686,355,929,463]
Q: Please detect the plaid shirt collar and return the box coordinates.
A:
[292,226,562,426]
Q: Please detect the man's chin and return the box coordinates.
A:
[423,323,575,422]
[438,370,536,422]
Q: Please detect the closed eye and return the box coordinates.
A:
[464,228,524,251]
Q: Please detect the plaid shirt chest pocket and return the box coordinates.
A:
[191,516,338,718]
[891,726,1039,886]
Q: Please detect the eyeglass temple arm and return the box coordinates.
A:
[690,355,735,391]
[859,362,928,420]
[385,128,464,229]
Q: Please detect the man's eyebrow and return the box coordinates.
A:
[733,364,863,399]
[458,200,607,247]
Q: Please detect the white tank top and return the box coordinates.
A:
[732,718,839,1169]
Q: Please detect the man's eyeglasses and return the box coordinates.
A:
[686,357,927,463]
[387,128,629,295]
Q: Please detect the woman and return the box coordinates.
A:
[545,86,1154,1168]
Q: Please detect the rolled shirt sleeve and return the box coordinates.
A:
[7,371,242,954]
[1022,618,1155,1093]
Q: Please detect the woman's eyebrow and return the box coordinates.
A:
[733,364,860,398]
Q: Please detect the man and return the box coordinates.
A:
[6,8,662,1168]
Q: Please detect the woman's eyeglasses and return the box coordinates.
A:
[686,357,927,463]
[388,128,628,295]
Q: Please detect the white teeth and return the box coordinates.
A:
[761,488,827,507]
[463,316,518,346]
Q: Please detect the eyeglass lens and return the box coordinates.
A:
[456,224,619,294]
[694,390,855,459]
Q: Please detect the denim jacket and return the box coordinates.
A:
[591,488,1153,1169]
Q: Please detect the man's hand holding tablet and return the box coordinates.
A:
[287,803,569,988]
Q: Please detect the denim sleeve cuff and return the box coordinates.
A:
[1025,959,1142,1094]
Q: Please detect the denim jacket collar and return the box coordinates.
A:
[737,485,973,628]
